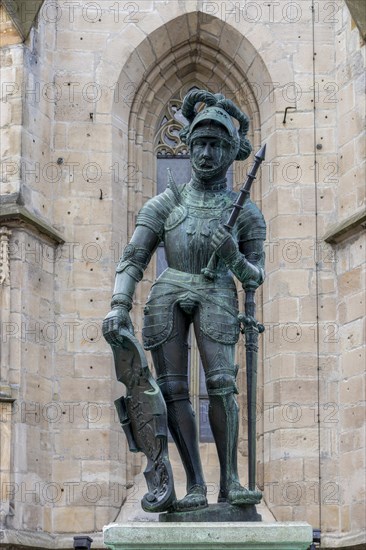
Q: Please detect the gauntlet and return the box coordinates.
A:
[102,306,134,346]
[212,226,263,287]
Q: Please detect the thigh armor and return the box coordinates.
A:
[142,268,240,349]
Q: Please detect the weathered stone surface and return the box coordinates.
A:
[104,522,313,550]
[0,0,364,546]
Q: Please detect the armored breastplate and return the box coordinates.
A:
[163,183,235,274]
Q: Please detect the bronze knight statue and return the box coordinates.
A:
[103,89,266,515]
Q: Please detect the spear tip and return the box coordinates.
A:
[255,143,266,161]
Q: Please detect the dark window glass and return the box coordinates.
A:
[199,399,213,442]
[157,157,191,194]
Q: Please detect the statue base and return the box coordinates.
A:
[159,502,261,522]
[103,521,313,550]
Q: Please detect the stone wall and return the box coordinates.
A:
[0,0,364,547]
[0,9,23,197]
[320,3,365,546]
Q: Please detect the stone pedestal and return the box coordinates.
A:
[103,522,313,550]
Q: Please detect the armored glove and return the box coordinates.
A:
[102,294,135,346]
[212,226,262,286]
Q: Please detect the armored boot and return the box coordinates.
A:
[207,369,261,506]
[157,374,208,511]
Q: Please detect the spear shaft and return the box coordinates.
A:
[202,143,266,496]
[241,287,264,491]
[224,143,267,231]
[201,144,266,281]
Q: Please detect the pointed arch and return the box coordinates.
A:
[110,12,276,236]
[110,10,275,330]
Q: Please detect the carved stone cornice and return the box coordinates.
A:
[323,209,366,245]
[0,204,64,245]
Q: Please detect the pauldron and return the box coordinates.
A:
[236,201,266,241]
[136,187,179,238]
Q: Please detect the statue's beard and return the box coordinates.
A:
[191,155,230,180]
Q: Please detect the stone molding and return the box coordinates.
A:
[0,227,11,286]
[0,227,12,397]
[323,208,366,244]
[0,204,64,245]
[104,522,313,550]
[0,528,104,549]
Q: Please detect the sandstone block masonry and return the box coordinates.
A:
[0,0,364,547]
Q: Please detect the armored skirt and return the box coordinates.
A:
[142,267,240,350]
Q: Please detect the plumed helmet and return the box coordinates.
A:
[179,89,252,162]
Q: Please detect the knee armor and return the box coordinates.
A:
[157,374,189,403]
[206,366,239,397]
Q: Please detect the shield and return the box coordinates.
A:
[111,329,176,512]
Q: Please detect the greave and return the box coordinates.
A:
[208,391,240,497]
[166,398,205,492]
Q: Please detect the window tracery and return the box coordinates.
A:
[155,98,189,157]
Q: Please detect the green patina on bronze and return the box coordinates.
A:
[103,89,267,519]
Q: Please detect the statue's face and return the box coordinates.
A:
[191,136,229,180]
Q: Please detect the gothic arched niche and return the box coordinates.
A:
[111,12,275,232]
